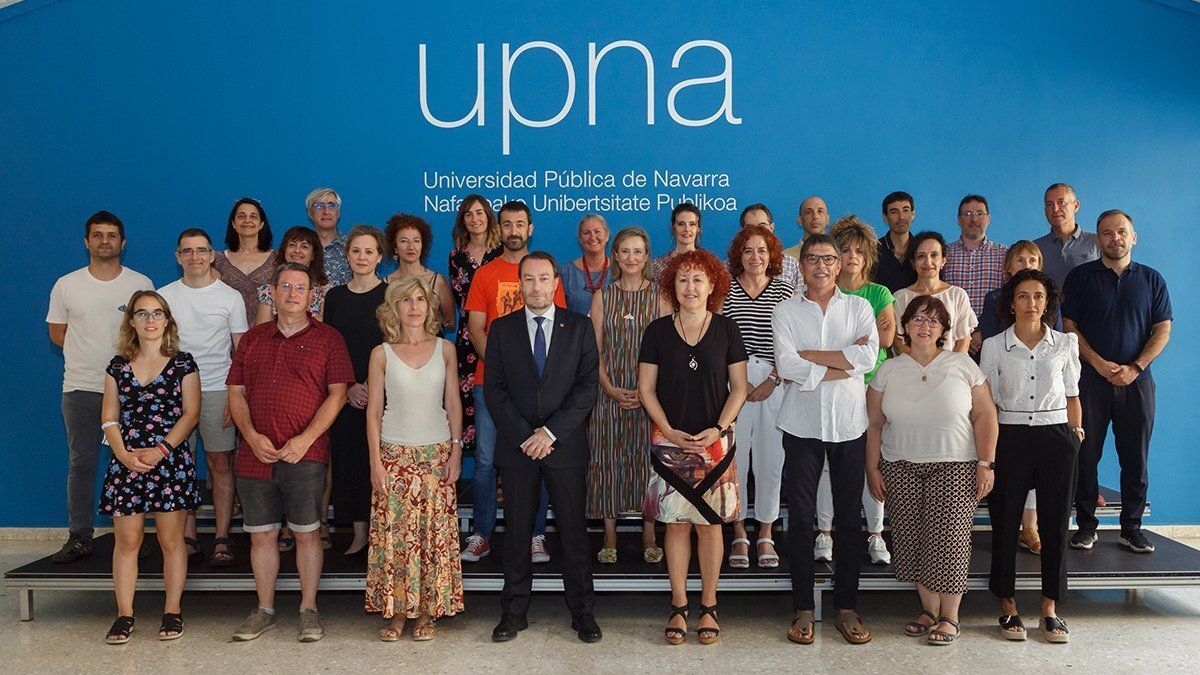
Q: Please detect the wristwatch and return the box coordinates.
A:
[1071,427,1085,440]
[768,373,782,386]
[977,460,995,470]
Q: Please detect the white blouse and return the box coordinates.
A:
[979,326,1081,426]
[870,351,986,463]
[893,285,978,349]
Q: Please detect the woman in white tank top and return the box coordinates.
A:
[364,276,464,641]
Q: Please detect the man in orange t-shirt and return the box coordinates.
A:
[462,201,565,564]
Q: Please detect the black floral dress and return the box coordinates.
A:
[447,245,501,454]
[98,352,202,516]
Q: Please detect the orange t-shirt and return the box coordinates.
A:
[464,257,567,385]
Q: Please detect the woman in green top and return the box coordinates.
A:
[812,216,897,566]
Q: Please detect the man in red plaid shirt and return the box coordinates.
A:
[944,194,1006,355]
[226,262,355,643]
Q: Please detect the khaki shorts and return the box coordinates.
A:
[190,389,236,453]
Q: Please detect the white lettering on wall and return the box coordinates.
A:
[588,40,655,126]
[418,43,485,127]
[502,41,577,156]
[667,40,741,127]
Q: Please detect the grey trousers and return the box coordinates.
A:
[62,390,104,541]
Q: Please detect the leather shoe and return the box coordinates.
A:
[572,613,603,643]
[492,613,528,642]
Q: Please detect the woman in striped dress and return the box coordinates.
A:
[588,227,664,564]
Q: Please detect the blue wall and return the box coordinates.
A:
[2,0,1198,525]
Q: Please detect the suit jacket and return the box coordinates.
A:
[484,306,599,469]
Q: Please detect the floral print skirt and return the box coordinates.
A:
[364,440,464,619]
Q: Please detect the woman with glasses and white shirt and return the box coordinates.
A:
[980,268,1081,644]
[866,295,997,646]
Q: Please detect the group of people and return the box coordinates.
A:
[45,182,1171,647]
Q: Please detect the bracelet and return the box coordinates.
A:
[101,421,118,430]
[450,439,463,447]
[156,442,170,459]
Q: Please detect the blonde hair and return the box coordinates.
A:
[1003,240,1042,276]
[609,226,653,281]
[117,290,180,361]
[830,214,880,282]
[377,276,440,341]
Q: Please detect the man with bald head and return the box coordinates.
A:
[1034,183,1099,285]
[783,196,829,260]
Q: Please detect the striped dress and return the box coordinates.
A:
[587,280,659,518]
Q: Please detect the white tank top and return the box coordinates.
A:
[380,339,451,446]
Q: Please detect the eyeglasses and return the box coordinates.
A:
[277,282,311,294]
[133,309,166,322]
[910,315,942,327]
[801,254,839,267]
[960,210,989,218]
[177,247,212,257]
[312,202,340,212]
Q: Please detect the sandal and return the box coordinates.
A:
[411,619,436,642]
[728,538,750,569]
[999,614,1027,641]
[158,612,184,641]
[209,537,235,568]
[904,610,937,637]
[643,546,664,564]
[787,610,815,645]
[596,547,617,564]
[184,537,203,564]
[664,604,689,645]
[1020,530,1043,555]
[1041,616,1070,643]
[696,604,720,645]
[835,609,872,644]
[756,538,780,568]
[927,616,961,646]
[320,527,333,551]
[105,615,135,645]
[379,618,406,642]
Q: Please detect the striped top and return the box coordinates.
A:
[721,276,794,363]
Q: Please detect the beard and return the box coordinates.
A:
[503,236,527,252]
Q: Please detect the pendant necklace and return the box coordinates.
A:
[677,312,709,371]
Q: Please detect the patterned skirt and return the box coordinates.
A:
[364,440,465,619]
[643,427,739,525]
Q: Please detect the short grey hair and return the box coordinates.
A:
[579,213,608,234]
[305,187,342,211]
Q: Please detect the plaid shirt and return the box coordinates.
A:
[227,320,355,479]
[944,237,1007,315]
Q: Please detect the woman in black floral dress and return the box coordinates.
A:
[99,291,201,645]
[446,194,501,455]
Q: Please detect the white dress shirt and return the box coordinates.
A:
[980,325,1081,426]
[524,304,556,353]
[772,288,880,442]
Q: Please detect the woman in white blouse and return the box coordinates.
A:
[892,231,977,353]
[866,295,997,646]
[980,269,1081,644]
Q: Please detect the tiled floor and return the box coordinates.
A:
[2,539,1199,673]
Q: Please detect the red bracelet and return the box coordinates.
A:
[157,443,170,459]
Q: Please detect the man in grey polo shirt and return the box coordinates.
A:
[1035,183,1099,286]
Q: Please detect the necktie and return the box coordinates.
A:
[533,316,547,379]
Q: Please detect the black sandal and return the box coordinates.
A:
[904,609,937,637]
[696,604,720,645]
[999,614,1027,641]
[184,537,203,564]
[1041,616,1070,644]
[209,537,235,568]
[105,615,135,645]
[664,604,688,645]
[158,612,184,641]
[927,616,960,646]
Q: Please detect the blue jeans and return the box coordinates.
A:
[472,385,548,540]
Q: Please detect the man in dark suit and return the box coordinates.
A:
[484,250,601,643]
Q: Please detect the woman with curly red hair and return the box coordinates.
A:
[638,248,748,645]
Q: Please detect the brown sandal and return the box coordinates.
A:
[835,610,872,644]
[787,610,815,644]
[411,619,436,641]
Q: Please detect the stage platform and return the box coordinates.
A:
[8,528,1200,623]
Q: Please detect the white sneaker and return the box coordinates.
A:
[460,534,491,562]
[531,535,550,564]
[867,533,891,565]
[813,532,833,562]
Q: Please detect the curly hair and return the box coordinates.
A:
[995,268,1060,329]
[117,290,181,360]
[451,194,500,250]
[830,215,880,281]
[377,275,441,341]
[385,212,433,265]
[660,248,730,312]
[899,295,952,349]
[272,226,328,286]
[727,223,783,278]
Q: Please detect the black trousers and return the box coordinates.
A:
[783,432,865,611]
[1075,372,1156,534]
[988,423,1078,601]
[499,463,594,618]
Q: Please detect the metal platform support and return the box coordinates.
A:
[814,589,822,622]
[19,588,32,621]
